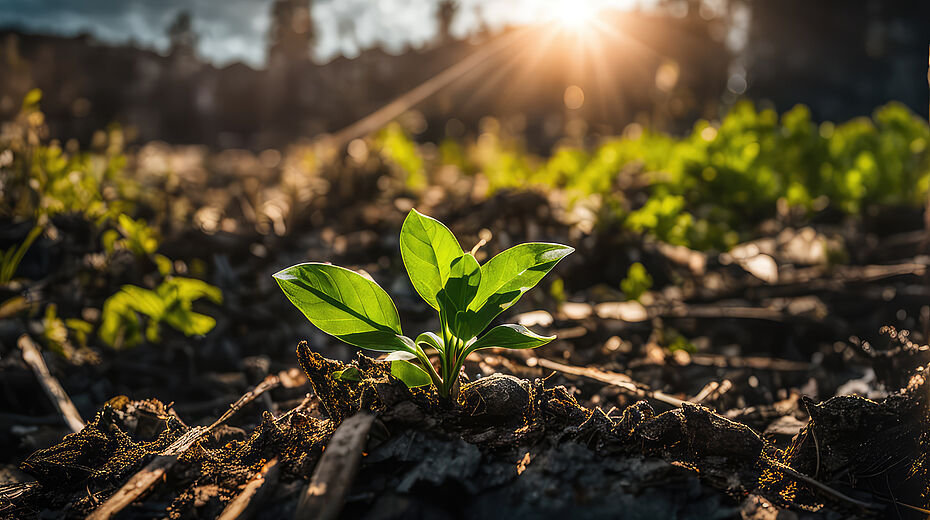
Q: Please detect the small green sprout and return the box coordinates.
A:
[620,262,653,302]
[274,209,573,398]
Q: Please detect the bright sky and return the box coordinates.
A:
[0,0,654,67]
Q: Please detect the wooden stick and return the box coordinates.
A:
[293,413,375,520]
[531,357,689,409]
[85,374,281,520]
[17,334,84,434]
[207,374,281,431]
[217,457,281,520]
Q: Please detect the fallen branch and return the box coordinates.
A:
[530,357,689,409]
[86,373,281,520]
[17,335,84,434]
[294,412,375,520]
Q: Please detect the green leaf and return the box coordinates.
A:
[439,253,480,311]
[415,331,445,354]
[333,366,361,382]
[462,324,554,359]
[273,263,410,353]
[399,209,463,310]
[154,254,174,277]
[163,309,216,337]
[464,243,573,337]
[22,88,42,109]
[159,277,223,305]
[390,359,432,388]
[437,253,480,339]
[120,285,165,318]
[99,291,143,349]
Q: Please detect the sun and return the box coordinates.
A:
[547,0,599,31]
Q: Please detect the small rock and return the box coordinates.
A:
[459,374,530,424]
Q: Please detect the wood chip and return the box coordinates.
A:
[294,413,375,520]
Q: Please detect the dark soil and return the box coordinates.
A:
[2,170,930,518]
[4,335,928,519]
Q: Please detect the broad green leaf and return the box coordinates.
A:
[464,243,573,337]
[462,324,554,359]
[440,253,480,313]
[399,209,463,310]
[273,263,410,353]
[120,285,165,318]
[437,253,480,339]
[390,359,432,388]
[163,309,216,337]
[99,291,144,348]
[158,277,223,305]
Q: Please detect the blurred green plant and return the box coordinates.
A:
[41,303,94,359]
[620,262,653,302]
[0,225,42,284]
[377,122,427,191]
[99,277,223,349]
[1,89,132,222]
[436,102,929,250]
[102,214,160,257]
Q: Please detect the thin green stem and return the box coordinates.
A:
[414,346,444,392]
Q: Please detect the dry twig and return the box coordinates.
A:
[17,334,84,434]
[530,357,689,409]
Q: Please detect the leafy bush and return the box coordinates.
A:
[437,102,929,250]
[99,277,223,349]
[1,89,131,222]
[274,209,572,398]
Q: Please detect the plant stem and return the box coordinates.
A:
[414,347,444,393]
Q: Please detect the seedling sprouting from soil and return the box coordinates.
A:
[274,209,573,398]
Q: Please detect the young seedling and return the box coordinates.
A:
[274,209,573,398]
